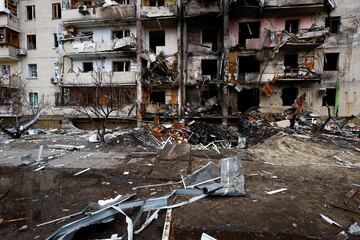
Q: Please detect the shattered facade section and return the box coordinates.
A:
[183,2,224,118]
[1,0,359,126]
[139,0,180,118]
[226,0,360,117]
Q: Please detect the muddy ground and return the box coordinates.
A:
[0,130,359,240]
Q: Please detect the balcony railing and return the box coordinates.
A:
[263,27,329,51]
[62,71,136,86]
[231,0,326,16]
[62,37,135,55]
[0,75,20,88]
[62,3,136,24]
[184,0,220,17]
[140,4,177,18]
[0,14,18,30]
[0,45,18,60]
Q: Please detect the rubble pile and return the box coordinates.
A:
[128,110,359,152]
[184,96,220,117]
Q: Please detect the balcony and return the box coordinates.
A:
[184,0,220,17]
[0,75,20,87]
[0,14,18,30]
[264,27,329,52]
[62,4,136,26]
[0,45,18,60]
[62,71,136,86]
[0,0,17,16]
[140,5,177,18]
[231,0,326,17]
[271,69,322,83]
[62,37,135,57]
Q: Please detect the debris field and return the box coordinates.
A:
[0,112,359,240]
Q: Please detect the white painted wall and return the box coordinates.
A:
[18,0,62,115]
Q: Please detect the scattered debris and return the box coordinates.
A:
[73,168,90,176]
[48,144,85,151]
[18,225,28,232]
[46,157,246,240]
[0,217,28,224]
[89,133,101,143]
[182,162,221,189]
[0,110,42,139]
[320,214,343,228]
[201,233,217,240]
[266,188,288,195]
[334,231,349,240]
[161,209,172,240]
[348,222,360,236]
[34,165,45,172]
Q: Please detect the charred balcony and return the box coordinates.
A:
[62,0,136,26]
[264,27,330,52]
[140,0,177,19]
[184,0,221,18]
[230,0,330,17]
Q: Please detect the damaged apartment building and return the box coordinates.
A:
[57,0,180,120]
[0,0,359,125]
[227,0,360,117]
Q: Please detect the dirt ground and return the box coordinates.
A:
[0,129,359,240]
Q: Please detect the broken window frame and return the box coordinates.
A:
[29,92,38,106]
[237,88,260,112]
[150,90,166,104]
[27,34,36,50]
[28,64,38,78]
[80,31,94,41]
[82,62,94,72]
[285,19,300,34]
[113,61,130,72]
[238,21,261,47]
[61,86,134,107]
[201,59,218,78]
[284,54,299,73]
[52,3,62,19]
[149,0,165,7]
[201,28,218,51]
[26,5,36,20]
[237,56,260,81]
[281,87,298,106]
[324,53,339,71]
[112,29,131,40]
[53,33,59,48]
[114,0,131,4]
[325,16,341,34]
[149,30,165,53]
[322,88,336,106]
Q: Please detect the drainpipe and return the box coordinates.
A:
[222,0,230,126]
[136,0,142,127]
[177,0,183,118]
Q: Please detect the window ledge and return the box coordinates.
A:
[27,77,38,80]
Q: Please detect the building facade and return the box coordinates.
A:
[0,0,358,126]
